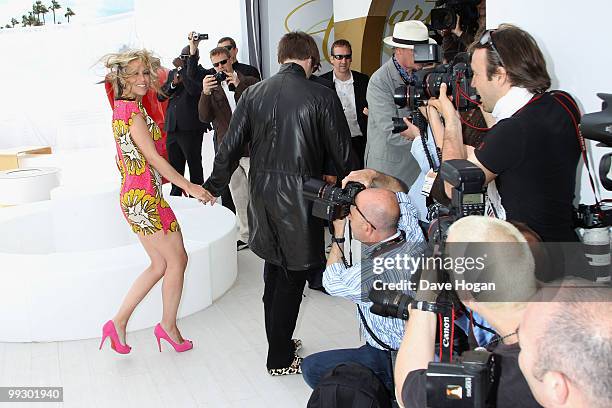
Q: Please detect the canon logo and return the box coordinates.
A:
[442,316,451,347]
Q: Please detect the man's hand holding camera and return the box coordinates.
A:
[226,71,240,88]
[187,31,201,56]
[202,75,218,96]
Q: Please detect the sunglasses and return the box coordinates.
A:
[479,29,505,67]
[223,45,234,51]
[212,59,228,67]
[332,54,352,61]
[353,204,377,230]
[179,54,190,60]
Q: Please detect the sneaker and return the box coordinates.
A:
[237,240,249,251]
[267,355,303,376]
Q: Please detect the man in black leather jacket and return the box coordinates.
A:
[202,32,352,376]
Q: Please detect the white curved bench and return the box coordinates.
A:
[0,186,237,342]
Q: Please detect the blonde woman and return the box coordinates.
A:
[99,49,210,354]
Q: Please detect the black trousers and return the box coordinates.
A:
[263,262,312,369]
[351,135,367,170]
[212,134,235,213]
[167,130,204,196]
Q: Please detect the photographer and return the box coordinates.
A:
[198,46,259,250]
[158,46,210,196]
[301,169,426,391]
[395,216,542,407]
[365,20,437,190]
[519,281,612,408]
[431,24,581,243]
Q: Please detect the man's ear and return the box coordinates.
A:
[495,66,509,84]
[542,370,570,406]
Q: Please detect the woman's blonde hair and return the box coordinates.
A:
[101,49,162,99]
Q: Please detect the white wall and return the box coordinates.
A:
[488,0,612,202]
[0,0,247,151]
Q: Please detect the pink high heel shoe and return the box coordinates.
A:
[154,323,193,352]
[99,320,131,354]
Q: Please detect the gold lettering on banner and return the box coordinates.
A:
[388,5,425,28]
[284,0,334,64]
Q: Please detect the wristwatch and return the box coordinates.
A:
[410,300,450,314]
[332,236,345,244]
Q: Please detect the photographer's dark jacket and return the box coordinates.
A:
[203,63,352,270]
[158,66,211,133]
[197,71,259,154]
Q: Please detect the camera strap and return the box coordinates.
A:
[357,306,395,351]
[369,230,407,259]
[436,290,457,362]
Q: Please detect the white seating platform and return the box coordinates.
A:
[0,186,237,342]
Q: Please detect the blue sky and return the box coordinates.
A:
[0,0,134,25]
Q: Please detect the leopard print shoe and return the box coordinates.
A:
[292,338,302,354]
[267,355,303,376]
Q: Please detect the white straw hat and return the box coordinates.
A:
[383,20,437,49]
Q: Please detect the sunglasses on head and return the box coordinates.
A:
[479,29,505,67]
[212,59,228,67]
[332,54,352,61]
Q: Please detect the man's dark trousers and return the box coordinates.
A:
[167,130,204,196]
[263,262,315,369]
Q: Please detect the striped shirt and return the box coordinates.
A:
[323,192,426,350]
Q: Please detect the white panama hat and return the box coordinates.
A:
[383,20,437,49]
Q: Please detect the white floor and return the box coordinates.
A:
[0,248,363,408]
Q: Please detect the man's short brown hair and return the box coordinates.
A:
[210,46,231,59]
[217,37,236,49]
[277,31,320,68]
[470,24,551,94]
[331,39,352,55]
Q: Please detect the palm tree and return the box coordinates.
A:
[11,18,18,28]
[30,12,39,26]
[49,1,61,24]
[32,3,40,25]
[22,14,29,26]
[38,2,49,25]
[64,7,74,23]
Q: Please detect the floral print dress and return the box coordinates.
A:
[112,99,180,235]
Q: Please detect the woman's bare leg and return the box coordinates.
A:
[152,230,188,343]
[113,231,167,344]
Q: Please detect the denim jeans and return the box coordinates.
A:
[301,344,394,391]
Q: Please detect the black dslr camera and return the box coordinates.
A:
[429,159,486,245]
[214,71,228,83]
[573,93,612,229]
[394,46,477,118]
[426,349,496,408]
[392,45,478,134]
[430,0,481,34]
[303,178,365,221]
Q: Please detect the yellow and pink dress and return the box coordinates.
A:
[112,99,180,235]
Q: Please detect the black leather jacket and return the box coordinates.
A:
[203,63,352,270]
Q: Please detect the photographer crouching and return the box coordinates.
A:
[301,169,426,392]
[394,216,542,408]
